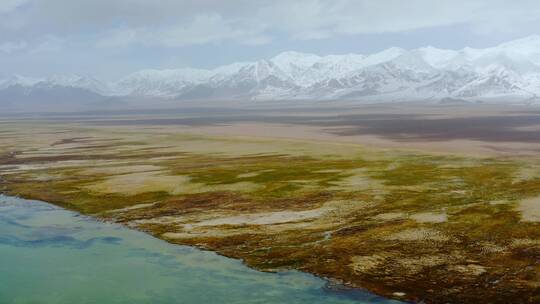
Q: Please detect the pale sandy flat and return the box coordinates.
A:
[397,255,448,274]
[329,168,382,191]
[450,264,487,276]
[236,172,261,178]
[372,212,406,221]
[189,208,329,227]
[106,202,157,213]
[410,212,448,223]
[169,119,540,157]
[83,171,261,195]
[384,228,449,242]
[350,254,389,273]
[517,196,540,222]
[82,164,163,175]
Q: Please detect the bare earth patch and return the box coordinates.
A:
[517,196,540,222]
[236,172,260,178]
[106,202,157,213]
[350,254,390,273]
[397,255,448,274]
[450,264,487,276]
[329,168,382,191]
[372,212,406,221]
[81,164,163,175]
[410,212,448,223]
[84,171,261,195]
[384,228,450,242]
[189,208,329,227]
[83,171,196,195]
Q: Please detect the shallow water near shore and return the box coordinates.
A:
[0,195,399,304]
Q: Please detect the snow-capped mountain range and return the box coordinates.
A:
[4,35,540,107]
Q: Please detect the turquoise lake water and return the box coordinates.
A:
[0,195,401,304]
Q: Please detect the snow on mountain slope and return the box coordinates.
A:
[4,35,540,104]
[360,47,406,67]
[0,74,109,93]
[467,35,540,65]
[116,68,213,97]
[43,75,112,95]
[270,51,321,78]
[0,74,111,112]
[415,46,459,68]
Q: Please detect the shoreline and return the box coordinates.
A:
[0,192,401,303]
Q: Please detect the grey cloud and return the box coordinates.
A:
[96,14,270,48]
[3,0,540,47]
[2,0,540,78]
[0,40,27,53]
[0,0,28,14]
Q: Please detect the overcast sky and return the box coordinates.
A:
[2,0,540,80]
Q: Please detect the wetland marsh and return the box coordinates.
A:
[1,106,540,303]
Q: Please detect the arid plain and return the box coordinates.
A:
[1,104,540,303]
